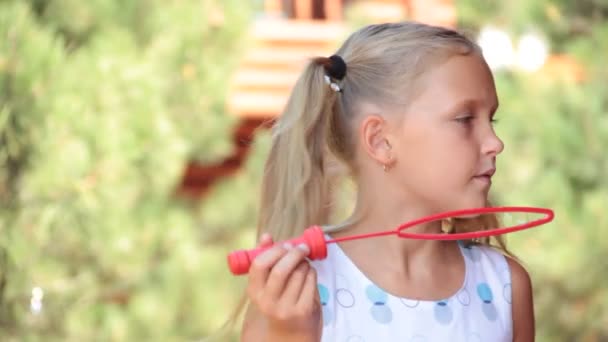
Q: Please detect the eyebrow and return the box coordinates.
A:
[448,98,499,116]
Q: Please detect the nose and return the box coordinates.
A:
[482,129,504,156]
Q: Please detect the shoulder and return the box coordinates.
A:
[467,245,534,340]
[505,256,533,308]
[470,245,533,309]
[505,257,532,294]
[505,256,535,341]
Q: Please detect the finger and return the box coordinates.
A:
[248,244,289,294]
[297,266,318,310]
[279,261,310,306]
[258,233,274,248]
[264,244,310,299]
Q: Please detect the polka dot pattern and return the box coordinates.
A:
[312,241,513,341]
[365,284,393,324]
[318,284,333,326]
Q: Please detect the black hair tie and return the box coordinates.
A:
[326,55,347,80]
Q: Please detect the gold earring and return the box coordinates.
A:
[383,155,392,172]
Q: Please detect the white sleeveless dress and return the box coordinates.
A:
[311,239,513,342]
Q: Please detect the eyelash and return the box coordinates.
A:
[456,116,474,124]
[455,116,499,125]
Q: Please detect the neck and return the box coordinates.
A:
[328,182,450,263]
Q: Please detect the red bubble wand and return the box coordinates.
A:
[227,206,554,275]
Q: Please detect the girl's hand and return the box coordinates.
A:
[245,233,321,341]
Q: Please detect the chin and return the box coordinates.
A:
[449,196,489,214]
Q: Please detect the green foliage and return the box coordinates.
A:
[0,0,252,340]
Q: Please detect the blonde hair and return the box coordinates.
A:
[223,21,513,337]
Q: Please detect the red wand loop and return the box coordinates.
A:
[227,206,554,275]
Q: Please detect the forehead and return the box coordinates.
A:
[406,54,498,115]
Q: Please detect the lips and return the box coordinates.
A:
[475,168,496,178]
[473,168,495,187]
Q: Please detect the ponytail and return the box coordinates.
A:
[257,56,347,241]
[216,57,348,338]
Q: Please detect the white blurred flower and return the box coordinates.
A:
[30,286,44,315]
[477,26,515,71]
[516,32,549,72]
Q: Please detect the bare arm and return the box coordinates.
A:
[507,257,535,342]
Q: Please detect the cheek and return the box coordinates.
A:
[398,132,476,183]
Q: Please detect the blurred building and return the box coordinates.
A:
[178,0,455,197]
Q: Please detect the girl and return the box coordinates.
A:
[240,22,534,342]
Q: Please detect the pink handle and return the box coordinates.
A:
[227,226,327,275]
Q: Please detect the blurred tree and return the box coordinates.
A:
[456,1,608,341]
[0,0,252,340]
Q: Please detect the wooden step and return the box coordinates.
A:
[251,19,346,47]
[232,68,301,91]
[228,91,291,118]
[351,1,407,23]
[227,18,346,119]
[242,46,331,69]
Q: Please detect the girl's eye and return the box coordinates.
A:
[490,117,499,125]
[455,116,474,124]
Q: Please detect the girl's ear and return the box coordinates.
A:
[360,114,393,167]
